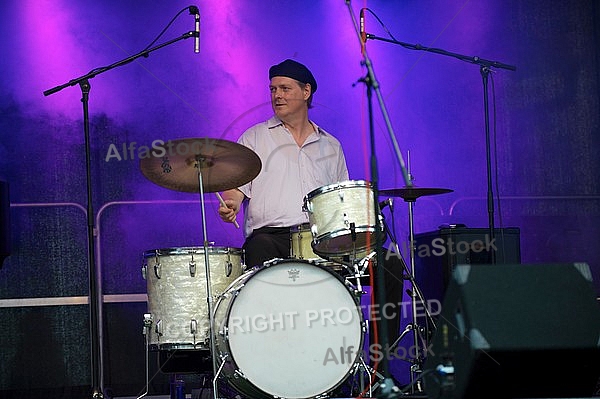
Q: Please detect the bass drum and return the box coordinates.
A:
[143,246,244,350]
[214,259,365,399]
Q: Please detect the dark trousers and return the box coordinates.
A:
[243,226,291,268]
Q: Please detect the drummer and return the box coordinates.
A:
[218,60,406,357]
[218,58,348,267]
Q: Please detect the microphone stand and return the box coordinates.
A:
[345,2,412,398]
[364,33,516,264]
[43,30,197,398]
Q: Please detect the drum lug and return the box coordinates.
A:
[190,319,198,345]
[338,188,345,201]
[142,313,153,335]
[233,369,247,380]
[189,260,196,277]
[155,319,163,338]
[225,261,233,277]
[303,199,313,213]
[153,252,161,279]
[310,224,318,239]
[220,325,229,339]
[264,258,283,267]
[141,264,147,280]
[188,251,196,277]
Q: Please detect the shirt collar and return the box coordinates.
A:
[267,115,322,135]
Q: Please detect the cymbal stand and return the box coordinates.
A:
[387,231,436,354]
[386,162,437,394]
[391,199,430,393]
[194,157,220,399]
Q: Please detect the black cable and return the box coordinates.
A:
[490,72,508,262]
[364,8,401,42]
[142,6,193,51]
[86,6,193,77]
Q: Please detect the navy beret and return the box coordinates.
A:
[269,59,317,94]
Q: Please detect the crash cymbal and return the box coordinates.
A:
[140,137,261,193]
[379,186,453,201]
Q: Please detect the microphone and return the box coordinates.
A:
[359,8,366,44]
[379,198,393,211]
[189,6,200,53]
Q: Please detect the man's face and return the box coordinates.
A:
[269,76,311,120]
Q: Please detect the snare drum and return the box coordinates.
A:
[214,259,365,399]
[303,180,377,258]
[143,246,243,350]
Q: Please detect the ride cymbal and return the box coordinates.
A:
[379,186,453,201]
[139,138,261,193]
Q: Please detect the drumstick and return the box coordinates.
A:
[216,192,240,229]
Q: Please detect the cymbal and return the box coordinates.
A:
[140,138,261,193]
[379,186,453,201]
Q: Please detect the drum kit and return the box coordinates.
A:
[138,137,452,399]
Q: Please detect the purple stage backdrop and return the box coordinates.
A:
[0,0,599,398]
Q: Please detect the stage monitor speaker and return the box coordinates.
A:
[424,263,600,399]
[414,226,521,304]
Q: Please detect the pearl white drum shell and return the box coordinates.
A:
[143,246,243,350]
[304,180,377,257]
[214,259,364,399]
[290,223,345,270]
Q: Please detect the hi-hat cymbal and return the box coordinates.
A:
[379,186,453,201]
[139,138,261,193]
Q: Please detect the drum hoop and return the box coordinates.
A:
[151,343,209,351]
[312,227,376,256]
[143,246,243,258]
[305,179,371,200]
[313,226,376,242]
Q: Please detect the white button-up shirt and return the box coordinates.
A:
[237,116,349,237]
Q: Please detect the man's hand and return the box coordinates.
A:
[217,189,245,227]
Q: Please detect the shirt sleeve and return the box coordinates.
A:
[236,130,255,199]
[337,147,350,182]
